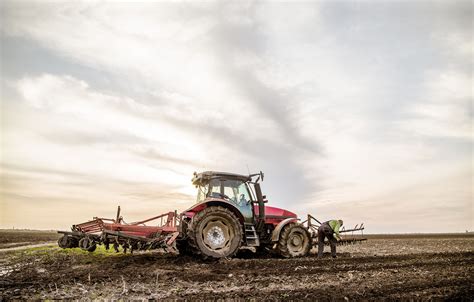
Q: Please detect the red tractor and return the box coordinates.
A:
[177,171,311,258]
[58,171,365,258]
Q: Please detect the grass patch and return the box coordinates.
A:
[5,244,132,269]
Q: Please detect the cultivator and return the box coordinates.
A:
[58,170,367,258]
[58,206,179,253]
[302,214,366,245]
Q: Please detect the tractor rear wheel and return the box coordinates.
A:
[277,223,311,258]
[187,206,242,259]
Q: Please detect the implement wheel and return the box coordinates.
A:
[79,237,97,252]
[58,235,79,248]
[277,223,311,258]
[58,235,70,248]
[188,206,242,259]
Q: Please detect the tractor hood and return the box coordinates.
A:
[254,205,297,221]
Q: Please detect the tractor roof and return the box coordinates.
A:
[192,171,251,186]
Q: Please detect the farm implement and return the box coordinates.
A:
[58,208,179,253]
[58,171,366,258]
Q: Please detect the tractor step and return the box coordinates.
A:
[244,223,260,247]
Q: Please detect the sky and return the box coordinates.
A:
[0,0,472,233]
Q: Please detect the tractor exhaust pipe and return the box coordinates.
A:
[254,182,265,231]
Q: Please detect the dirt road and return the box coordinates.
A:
[1,235,473,300]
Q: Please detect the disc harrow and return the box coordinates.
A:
[58,206,179,253]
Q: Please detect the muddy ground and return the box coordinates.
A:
[1,232,473,300]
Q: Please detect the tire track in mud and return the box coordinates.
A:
[195,252,473,278]
[175,252,474,300]
[1,250,473,300]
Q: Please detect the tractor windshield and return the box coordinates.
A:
[196,179,252,207]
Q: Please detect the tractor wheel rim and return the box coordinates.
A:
[206,226,225,247]
[202,220,231,250]
[288,232,306,253]
[292,236,301,246]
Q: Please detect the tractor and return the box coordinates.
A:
[177,171,310,258]
[58,171,365,258]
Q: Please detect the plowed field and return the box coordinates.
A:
[1,232,473,300]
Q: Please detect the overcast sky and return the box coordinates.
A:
[0,0,472,232]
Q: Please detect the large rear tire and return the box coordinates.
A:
[187,206,242,259]
[277,223,311,258]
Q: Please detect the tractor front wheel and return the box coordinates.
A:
[188,206,242,259]
[277,223,311,258]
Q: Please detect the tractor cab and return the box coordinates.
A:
[188,171,297,227]
[191,171,254,223]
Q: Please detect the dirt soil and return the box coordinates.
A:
[1,233,473,301]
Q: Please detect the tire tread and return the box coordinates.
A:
[187,206,242,259]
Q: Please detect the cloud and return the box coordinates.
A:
[1,1,472,232]
[400,69,472,139]
[15,73,316,203]
[311,167,473,233]
[133,147,202,168]
[0,161,195,229]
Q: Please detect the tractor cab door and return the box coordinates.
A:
[207,179,254,223]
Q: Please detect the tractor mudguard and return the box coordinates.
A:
[183,198,246,224]
[271,217,299,242]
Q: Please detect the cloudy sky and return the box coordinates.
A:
[0,0,472,233]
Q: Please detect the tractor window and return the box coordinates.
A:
[196,185,208,203]
[196,179,252,207]
[223,186,237,203]
[209,180,222,199]
[237,182,251,206]
[222,180,251,207]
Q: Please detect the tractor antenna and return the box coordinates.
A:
[246,164,250,175]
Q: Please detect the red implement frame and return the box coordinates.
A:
[302,214,367,245]
[68,206,180,253]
